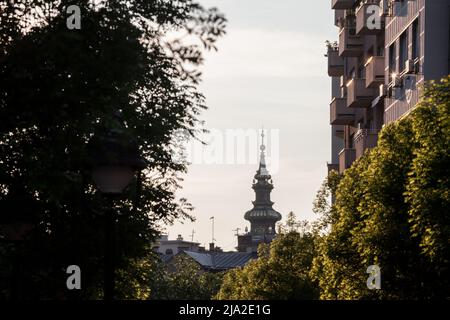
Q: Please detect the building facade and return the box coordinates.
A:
[328,0,450,173]
[237,131,282,253]
[152,234,202,255]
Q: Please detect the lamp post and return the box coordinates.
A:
[88,113,146,301]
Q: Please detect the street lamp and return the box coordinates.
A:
[88,112,146,301]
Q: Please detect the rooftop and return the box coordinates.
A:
[177,251,256,271]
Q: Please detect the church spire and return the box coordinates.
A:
[256,128,270,178]
[238,127,282,253]
[243,128,282,238]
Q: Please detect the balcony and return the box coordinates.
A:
[354,129,378,159]
[339,26,364,57]
[332,0,356,10]
[339,148,356,172]
[365,56,385,88]
[327,48,344,77]
[330,98,354,125]
[335,10,345,27]
[347,78,376,108]
[356,1,384,35]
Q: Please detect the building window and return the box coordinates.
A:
[395,0,408,16]
[389,43,396,81]
[399,31,408,72]
[358,57,364,78]
[377,44,384,57]
[412,19,420,61]
[165,249,173,255]
[346,14,357,35]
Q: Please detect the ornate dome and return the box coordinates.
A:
[244,207,282,221]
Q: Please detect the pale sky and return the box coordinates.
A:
[165,1,336,251]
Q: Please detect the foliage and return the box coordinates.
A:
[150,253,224,300]
[216,212,319,300]
[405,78,450,267]
[114,250,159,300]
[312,169,341,231]
[325,40,339,51]
[311,76,450,299]
[0,0,226,299]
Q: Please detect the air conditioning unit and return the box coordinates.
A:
[405,59,415,74]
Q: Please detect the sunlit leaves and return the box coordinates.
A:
[311,76,450,299]
[216,214,319,300]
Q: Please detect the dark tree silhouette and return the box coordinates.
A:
[0,0,226,299]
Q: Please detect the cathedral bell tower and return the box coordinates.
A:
[237,129,282,253]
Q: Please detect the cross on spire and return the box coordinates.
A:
[257,127,269,177]
[260,127,266,153]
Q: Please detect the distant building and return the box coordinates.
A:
[152,234,203,255]
[168,250,256,272]
[156,239,254,272]
[237,130,282,253]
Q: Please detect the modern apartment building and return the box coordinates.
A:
[327,0,450,173]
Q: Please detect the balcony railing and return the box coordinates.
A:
[332,0,356,10]
[354,129,379,159]
[347,78,376,108]
[339,26,364,57]
[327,48,344,77]
[356,0,384,35]
[365,56,385,88]
[339,148,356,173]
[330,97,354,125]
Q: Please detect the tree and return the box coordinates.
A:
[405,79,450,258]
[0,0,226,299]
[311,76,450,299]
[216,213,319,300]
[148,253,224,300]
[311,156,373,299]
[404,77,450,297]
